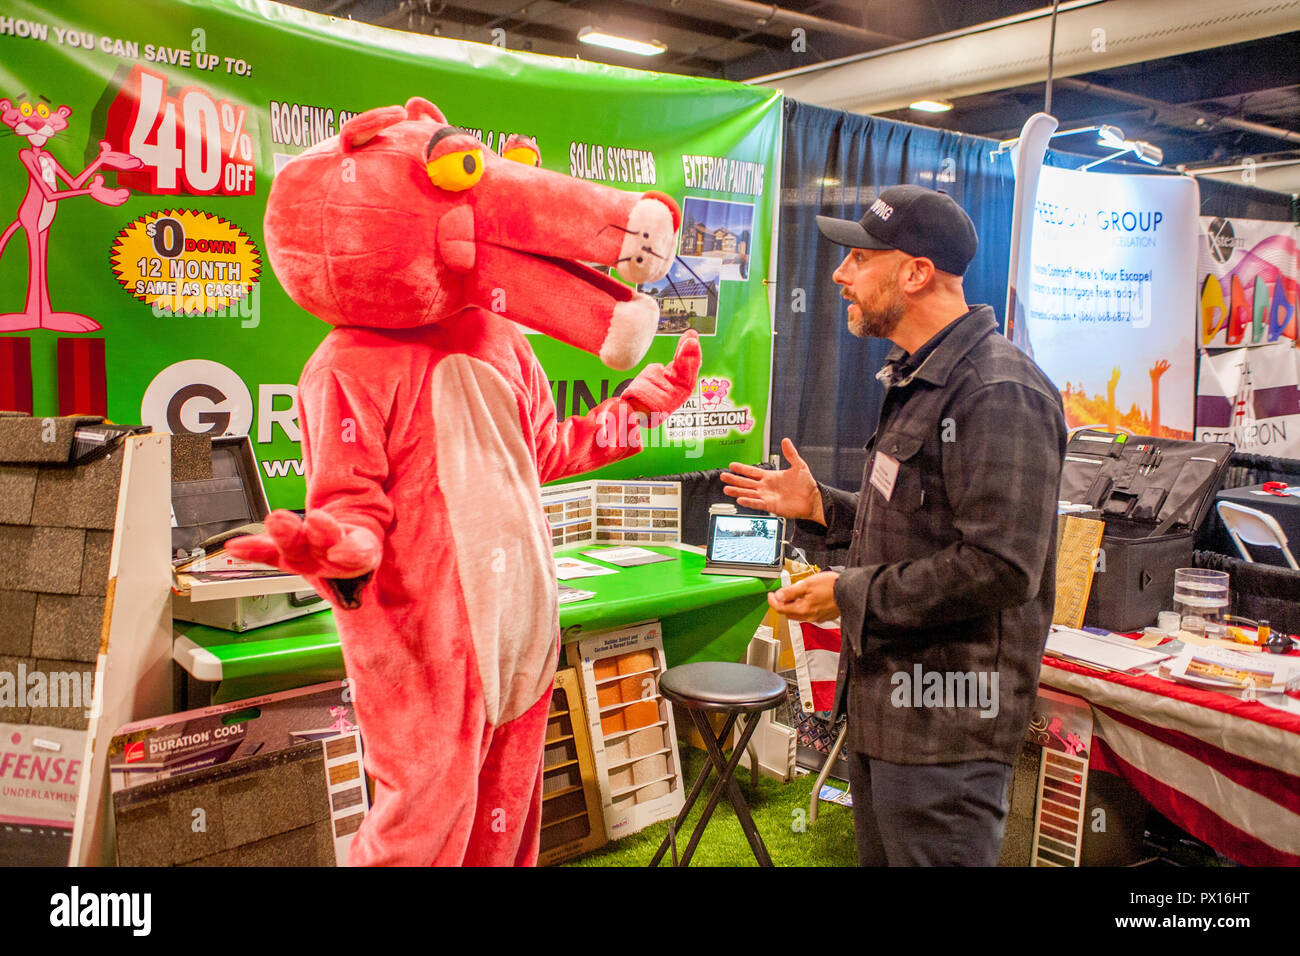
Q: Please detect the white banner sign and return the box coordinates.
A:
[1198,217,1300,349]
[1022,165,1199,438]
[1196,343,1300,456]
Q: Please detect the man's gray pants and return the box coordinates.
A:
[847,752,1013,866]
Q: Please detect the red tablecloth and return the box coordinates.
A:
[1039,653,1300,866]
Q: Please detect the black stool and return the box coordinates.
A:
[650,661,787,867]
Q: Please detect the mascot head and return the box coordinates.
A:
[264,96,679,370]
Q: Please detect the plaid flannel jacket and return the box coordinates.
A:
[799,305,1067,764]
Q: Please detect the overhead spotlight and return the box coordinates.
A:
[577,26,666,56]
[1130,140,1163,166]
[996,124,1128,155]
[1080,138,1164,171]
[1095,125,1125,149]
[909,98,953,113]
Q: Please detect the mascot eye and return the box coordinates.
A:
[19,102,33,116]
[35,103,49,119]
[502,145,539,166]
[426,149,484,191]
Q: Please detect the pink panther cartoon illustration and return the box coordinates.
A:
[699,377,730,409]
[0,94,142,332]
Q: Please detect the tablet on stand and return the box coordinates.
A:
[702,504,785,578]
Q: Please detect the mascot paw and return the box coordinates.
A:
[97,140,144,170]
[88,175,130,206]
[226,509,382,579]
[621,329,701,415]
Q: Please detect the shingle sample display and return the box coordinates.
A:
[170,434,213,483]
[30,454,124,530]
[32,595,107,662]
[0,590,36,656]
[0,416,127,737]
[114,743,336,867]
[0,415,103,464]
[0,467,37,525]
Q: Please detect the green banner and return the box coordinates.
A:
[0,0,780,507]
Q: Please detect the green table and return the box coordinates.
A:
[173,608,345,704]
[174,544,777,704]
[557,545,778,663]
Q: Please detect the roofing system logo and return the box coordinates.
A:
[140,359,252,437]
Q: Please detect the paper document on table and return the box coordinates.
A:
[1045,627,1171,673]
[557,584,596,604]
[554,557,618,580]
[580,546,674,567]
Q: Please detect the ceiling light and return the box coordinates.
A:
[1095,125,1125,149]
[1080,139,1164,171]
[996,124,1128,156]
[909,98,953,113]
[577,27,665,56]
[1130,140,1163,166]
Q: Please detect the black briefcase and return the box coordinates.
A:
[1059,430,1234,632]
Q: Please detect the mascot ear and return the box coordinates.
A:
[341,105,408,152]
[501,133,540,166]
[405,97,447,124]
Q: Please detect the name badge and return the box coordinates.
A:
[869,452,899,501]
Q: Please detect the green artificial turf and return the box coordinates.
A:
[561,746,860,867]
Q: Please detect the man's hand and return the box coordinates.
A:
[720,437,824,524]
[768,571,840,622]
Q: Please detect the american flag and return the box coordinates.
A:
[792,620,842,713]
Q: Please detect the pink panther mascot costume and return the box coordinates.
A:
[228,97,700,865]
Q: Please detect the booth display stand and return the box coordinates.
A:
[567,621,685,840]
[109,680,366,867]
[539,668,606,866]
[0,416,173,867]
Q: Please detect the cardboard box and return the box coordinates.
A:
[109,680,368,866]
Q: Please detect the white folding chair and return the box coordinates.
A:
[1216,500,1300,569]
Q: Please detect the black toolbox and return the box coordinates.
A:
[1059,430,1234,632]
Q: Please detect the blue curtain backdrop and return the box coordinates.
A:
[774,98,1298,494]
[774,98,1015,492]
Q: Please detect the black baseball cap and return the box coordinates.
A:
[816,184,978,276]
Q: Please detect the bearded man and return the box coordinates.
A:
[722,184,1067,866]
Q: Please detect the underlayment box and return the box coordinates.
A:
[0,415,172,866]
[170,435,322,629]
[567,621,684,840]
[109,680,368,866]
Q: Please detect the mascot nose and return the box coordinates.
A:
[617,192,680,285]
[642,191,681,231]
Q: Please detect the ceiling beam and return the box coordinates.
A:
[563,0,794,51]
[687,0,901,46]
[750,0,1298,115]
[1058,78,1300,147]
